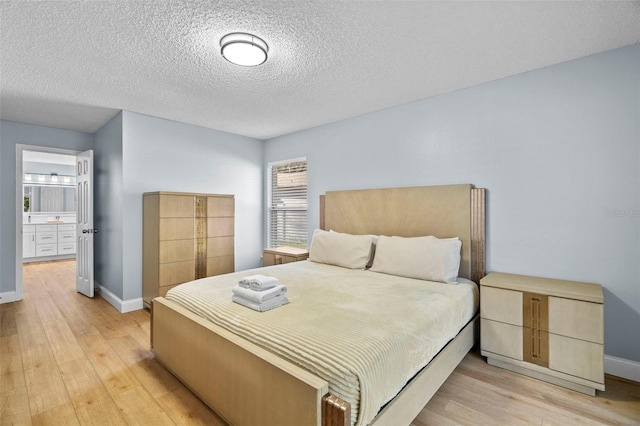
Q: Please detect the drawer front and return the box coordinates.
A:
[481,318,523,361]
[207,196,234,217]
[207,255,234,276]
[58,224,75,232]
[207,217,234,237]
[23,225,36,233]
[58,231,76,242]
[159,218,194,241]
[262,251,308,265]
[263,252,276,266]
[207,236,234,257]
[549,333,604,384]
[480,286,523,326]
[281,254,301,265]
[159,195,195,218]
[36,232,58,244]
[159,260,195,286]
[57,243,76,255]
[159,239,196,263]
[548,297,603,344]
[36,244,58,256]
[36,224,56,233]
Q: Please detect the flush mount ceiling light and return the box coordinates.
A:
[220,32,268,67]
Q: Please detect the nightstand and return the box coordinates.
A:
[263,247,309,266]
[480,272,604,395]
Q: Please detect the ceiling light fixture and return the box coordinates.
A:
[220,32,268,67]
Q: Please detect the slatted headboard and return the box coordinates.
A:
[319,184,486,283]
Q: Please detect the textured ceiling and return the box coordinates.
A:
[1,1,639,140]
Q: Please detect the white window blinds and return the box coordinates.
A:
[268,159,307,248]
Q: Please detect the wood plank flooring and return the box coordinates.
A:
[2,260,639,425]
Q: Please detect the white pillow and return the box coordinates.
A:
[330,229,378,269]
[309,229,374,269]
[370,235,462,283]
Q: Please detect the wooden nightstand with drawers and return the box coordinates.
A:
[263,247,309,267]
[480,272,604,395]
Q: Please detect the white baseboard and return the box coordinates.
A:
[95,281,143,313]
[0,291,17,304]
[605,355,640,383]
[120,296,144,313]
[1,285,144,312]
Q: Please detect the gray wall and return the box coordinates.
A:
[0,120,94,294]
[94,112,124,299]
[118,111,264,300]
[265,44,640,362]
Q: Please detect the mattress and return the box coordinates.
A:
[165,260,478,425]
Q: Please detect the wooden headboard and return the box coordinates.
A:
[319,184,486,283]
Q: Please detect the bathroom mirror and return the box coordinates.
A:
[24,185,76,213]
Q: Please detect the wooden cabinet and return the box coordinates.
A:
[480,272,604,395]
[143,192,235,308]
[263,247,309,266]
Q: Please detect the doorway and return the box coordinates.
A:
[15,145,81,301]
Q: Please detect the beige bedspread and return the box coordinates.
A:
[165,261,478,425]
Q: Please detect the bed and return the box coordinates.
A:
[151,184,486,426]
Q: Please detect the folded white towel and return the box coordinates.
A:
[238,274,279,290]
[232,284,287,304]
[232,294,289,312]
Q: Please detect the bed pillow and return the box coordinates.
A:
[329,229,378,269]
[309,229,374,269]
[369,235,462,283]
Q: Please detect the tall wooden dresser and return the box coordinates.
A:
[143,192,235,308]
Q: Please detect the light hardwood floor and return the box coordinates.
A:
[1,260,638,425]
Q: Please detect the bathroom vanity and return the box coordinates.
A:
[23,217,77,261]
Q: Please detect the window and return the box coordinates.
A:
[268,158,307,248]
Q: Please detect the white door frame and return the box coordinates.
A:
[15,144,81,302]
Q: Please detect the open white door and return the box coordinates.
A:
[76,150,95,297]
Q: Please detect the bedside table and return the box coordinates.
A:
[480,272,604,395]
[263,247,309,267]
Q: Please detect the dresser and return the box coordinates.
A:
[263,247,309,266]
[143,192,235,308]
[480,272,604,395]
